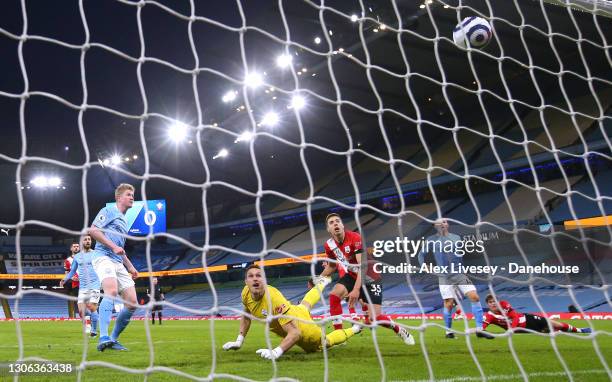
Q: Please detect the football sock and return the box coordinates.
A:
[98,297,114,339]
[158,312,162,324]
[302,286,322,308]
[443,307,453,331]
[376,315,400,333]
[330,294,343,330]
[111,307,135,341]
[90,311,99,333]
[362,305,370,325]
[471,302,484,329]
[325,328,355,347]
[557,322,579,333]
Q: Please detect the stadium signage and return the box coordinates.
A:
[4,253,65,274]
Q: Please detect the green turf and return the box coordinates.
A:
[0,319,610,381]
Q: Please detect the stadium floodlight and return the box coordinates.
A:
[132,155,138,160]
[31,176,49,188]
[276,54,293,68]
[168,122,188,143]
[314,36,321,44]
[213,148,229,159]
[245,72,263,88]
[111,154,122,165]
[261,112,279,127]
[48,177,62,187]
[222,90,237,103]
[103,158,110,166]
[235,131,254,143]
[290,95,306,110]
[350,14,358,22]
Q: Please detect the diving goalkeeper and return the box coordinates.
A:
[222,265,359,360]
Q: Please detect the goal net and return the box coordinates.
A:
[0,0,610,380]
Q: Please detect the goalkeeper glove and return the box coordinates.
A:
[222,334,244,351]
[256,346,284,360]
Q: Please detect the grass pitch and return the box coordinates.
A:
[0,319,610,381]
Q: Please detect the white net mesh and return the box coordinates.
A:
[0,0,610,380]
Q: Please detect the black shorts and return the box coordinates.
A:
[152,305,163,312]
[518,314,549,333]
[336,275,383,305]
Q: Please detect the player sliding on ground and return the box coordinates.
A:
[222,265,358,360]
[319,213,415,345]
[483,295,592,334]
[60,234,100,337]
[88,183,139,352]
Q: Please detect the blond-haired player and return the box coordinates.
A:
[88,183,139,351]
[222,265,358,360]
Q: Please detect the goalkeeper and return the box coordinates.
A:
[222,265,359,360]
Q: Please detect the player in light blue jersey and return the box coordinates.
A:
[418,218,493,340]
[88,183,139,351]
[60,234,100,337]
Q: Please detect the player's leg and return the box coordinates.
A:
[547,318,590,333]
[439,283,456,338]
[362,283,415,345]
[97,277,119,351]
[300,277,331,311]
[151,310,156,325]
[77,302,86,321]
[463,288,494,339]
[329,280,350,330]
[325,327,357,348]
[110,264,137,349]
[463,289,484,329]
[87,302,99,337]
[158,308,162,325]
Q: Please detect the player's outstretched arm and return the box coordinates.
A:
[60,260,79,288]
[223,314,251,351]
[256,320,301,360]
[121,254,138,279]
[319,261,336,278]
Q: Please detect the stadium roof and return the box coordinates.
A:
[0,0,609,233]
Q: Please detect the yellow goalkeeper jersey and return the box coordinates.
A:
[241,285,323,352]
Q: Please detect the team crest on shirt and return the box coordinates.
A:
[275,304,286,314]
[261,309,268,317]
[344,246,350,253]
[98,215,106,222]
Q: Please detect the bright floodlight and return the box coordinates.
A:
[350,14,358,22]
[235,131,254,143]
[290,95,306,110]
[48,177,62,187]
[168,122,188,142]
[261,112,279,127]
[245,72,263,88]
[31,176,48,188]
[213,148,229,159]
[222,90,237,103]
[276,54,293,68]
[111,155,122,165]
[103,159,110,166]
[314,37,321,44]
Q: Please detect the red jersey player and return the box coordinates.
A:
[64,242,80,289]
[318,213,415,345]
[484,295,591,334]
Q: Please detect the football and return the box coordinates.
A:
[453,16,492,49]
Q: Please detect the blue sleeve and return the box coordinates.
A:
[63,258,78,282]
[92,207,112,228]
[417,236,430,265]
